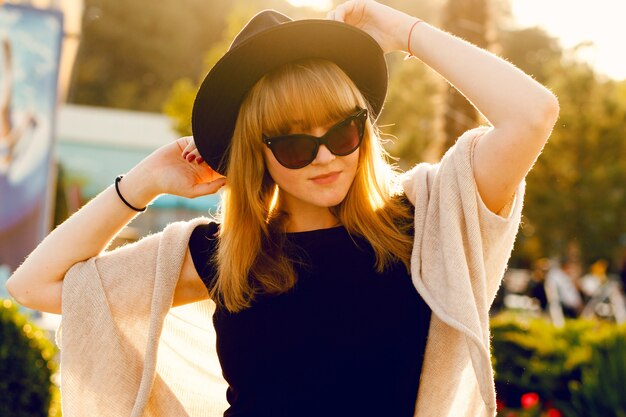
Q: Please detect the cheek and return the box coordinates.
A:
[263,147,360,205]
[263,148,301,190]
[346,149,360,175]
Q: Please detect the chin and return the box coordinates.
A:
[309,188,350,207]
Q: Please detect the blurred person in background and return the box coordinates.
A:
[580,259,609,300]
[545,258,583,318]
[620,254,626,292]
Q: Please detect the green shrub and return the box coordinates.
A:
[492,312,626,416]
[568,329,626,417]
[0,299,61,417]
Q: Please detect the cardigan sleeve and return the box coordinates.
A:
[56,217,228,417]
[55,229,167,416]
[399,126,525,309]
[400,127,525,415]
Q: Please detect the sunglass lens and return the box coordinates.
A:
[326,119,361,155]
[273,136,317,168]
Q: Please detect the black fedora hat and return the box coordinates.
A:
[191,9,388,175]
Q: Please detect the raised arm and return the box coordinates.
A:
[6,137,225,313]
[328,0,559,213]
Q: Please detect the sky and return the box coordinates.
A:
[287,0,626,81]
[510,0,625,81]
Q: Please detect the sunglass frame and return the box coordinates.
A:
[262,108,368,169]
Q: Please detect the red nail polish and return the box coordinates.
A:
[188,154,196,162]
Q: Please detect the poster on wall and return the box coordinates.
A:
[0,4,63,288]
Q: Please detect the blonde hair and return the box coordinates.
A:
[210,58,413,312]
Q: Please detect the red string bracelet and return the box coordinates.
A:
[405,18,423,60]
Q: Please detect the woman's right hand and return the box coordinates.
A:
[129,136,227,200]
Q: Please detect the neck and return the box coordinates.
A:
[282,205,341,233]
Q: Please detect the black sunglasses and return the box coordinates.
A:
[262,108,368,169]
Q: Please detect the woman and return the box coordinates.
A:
[6,1,558,416]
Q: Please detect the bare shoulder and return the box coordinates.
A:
[172,247,210,307]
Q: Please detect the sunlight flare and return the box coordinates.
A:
[287,0,333,12]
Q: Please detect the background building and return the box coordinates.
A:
[55,103,220,242]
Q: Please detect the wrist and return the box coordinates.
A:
[117,168,160,210]
[393,13,421,52]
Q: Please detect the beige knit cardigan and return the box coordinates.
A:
[56,127,525,417]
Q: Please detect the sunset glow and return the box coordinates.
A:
[289,0,624,80]
[287,0,333,12]
[511,0,625,80]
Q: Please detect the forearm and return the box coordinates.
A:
[6,135,224,312]
[395,16,557,128]
[6,167,158,302]
[381,7,557,212]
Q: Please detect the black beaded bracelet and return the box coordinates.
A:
[114,175,147,212]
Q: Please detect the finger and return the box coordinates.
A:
[333,0,355,22]
[186,148,201,162]
[183,136,196,148]
[181,137,197,157]
[190,177,227,197]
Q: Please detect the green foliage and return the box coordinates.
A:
[163,2,264,137]
[53,163,69,228]
[71,0,233,111]
[162,78,197,137]
[497,26,563,85]
[491,312,626,416]
[568,330,626,417]
[0,299,61,417]
[497,26,626,265]
[377,54,442,168]
[522,65,626,264]
[439,0,491,150]
[492,313,588,409]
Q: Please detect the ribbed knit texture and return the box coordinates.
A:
[56,127,524,417]
[400,127,524,416]
[57,218,228,416]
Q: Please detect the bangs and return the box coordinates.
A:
[253,58,366,137]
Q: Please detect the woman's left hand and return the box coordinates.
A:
[326,0,415,54]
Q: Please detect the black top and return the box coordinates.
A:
[189,219,431,417]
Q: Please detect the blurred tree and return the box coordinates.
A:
[497,26,562,85]
[498,26,626,266]
[525,66,626,265]
[70,0,326,112]
[69,0,232,111]
[377,54,442,168]
[365,0,442,167]
[440,0,493,152]
[163,0,303,136]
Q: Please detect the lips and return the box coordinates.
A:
[310,171,341,180]
[310,171,341,185]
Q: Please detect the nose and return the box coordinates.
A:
[307,125,335,166]
[311,143,335,165]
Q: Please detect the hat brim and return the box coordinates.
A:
[191,19,388,175]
